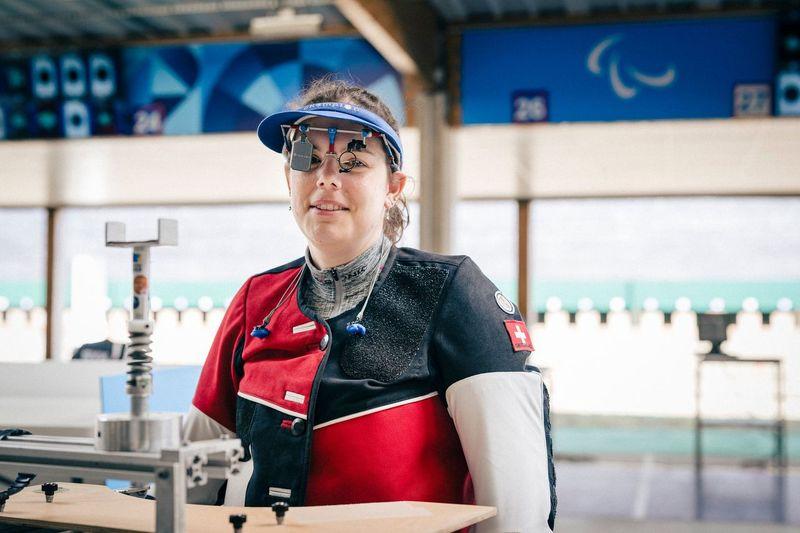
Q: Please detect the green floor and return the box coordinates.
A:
[553,419,799,461]
[3,279,800,312]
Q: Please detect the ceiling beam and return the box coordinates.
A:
[4,0,77,40]
[695,0,722,9]
[484,0,505,20]
[85,1,148,39]
[82,0,158,39]
[428,0,467,22]
[0,3,50,40]
[563,0,591,15]
[334,0,440,89]
[519,0,540,16]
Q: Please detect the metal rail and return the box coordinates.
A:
[0,435,243,532]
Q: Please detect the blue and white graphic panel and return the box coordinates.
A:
[462,16,776,123]
[122,37,403,136]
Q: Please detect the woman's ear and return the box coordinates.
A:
[386,170,407,207]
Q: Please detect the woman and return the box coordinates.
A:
[186,79,556,532]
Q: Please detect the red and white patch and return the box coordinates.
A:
[504,320,534,352]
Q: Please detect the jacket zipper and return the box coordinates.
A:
[330,268,344,313]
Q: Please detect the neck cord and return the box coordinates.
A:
[250,266,305,339]
[252,239,387,339]
[345,237,386,337]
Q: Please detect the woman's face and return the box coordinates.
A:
[284,117,405,263]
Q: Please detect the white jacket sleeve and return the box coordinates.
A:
[183,405,252,505]
[446,370,555,533]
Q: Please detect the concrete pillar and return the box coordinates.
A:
[417,91,452,254]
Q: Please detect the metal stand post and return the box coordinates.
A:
[0,219,243,533]
[98,219,181,453]
[694,352,786,522]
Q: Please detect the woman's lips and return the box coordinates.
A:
[310,200,348,211]
[310,201,349,215]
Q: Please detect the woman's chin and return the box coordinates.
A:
[308,226,350,247]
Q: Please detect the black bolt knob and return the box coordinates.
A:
[229,513,247,532]
[42,483,58,503]
[290,418,306,436]
[272,501,289,525]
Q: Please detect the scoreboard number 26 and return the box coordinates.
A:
[512,91,549,123]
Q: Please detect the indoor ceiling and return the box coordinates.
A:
[0,0,785,50]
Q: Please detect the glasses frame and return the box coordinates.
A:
[281,124,401,173]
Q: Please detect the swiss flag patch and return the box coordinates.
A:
[504,320,534,352]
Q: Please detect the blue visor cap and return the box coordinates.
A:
[257,102,403,170]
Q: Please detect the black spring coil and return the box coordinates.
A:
[1,472,36,498]
[126,330,153,389]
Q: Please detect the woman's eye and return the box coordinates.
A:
[352,159,366,168]
[309,155,322,167]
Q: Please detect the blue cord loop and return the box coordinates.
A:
[250,325,270,338]
[250,267,304,340]
[346,322,367,336]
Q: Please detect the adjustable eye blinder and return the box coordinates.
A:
[337,138,368,174]
[347,138,367,152]
[285,124,314,172]
[337,133,401,173]
[283,124,400,174]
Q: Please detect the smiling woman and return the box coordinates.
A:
[282,116,406,269]
[184,78,557,532]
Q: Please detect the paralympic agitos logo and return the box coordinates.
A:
[587,34,677,100]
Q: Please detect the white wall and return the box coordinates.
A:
[452,118,800,199]
[2,119,798,207]
[0,128,421,207]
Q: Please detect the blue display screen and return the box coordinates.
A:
[461,16,776,123]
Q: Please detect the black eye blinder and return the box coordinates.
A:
[289,136,314,171]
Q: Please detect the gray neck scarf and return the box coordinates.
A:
[302,236,391,320]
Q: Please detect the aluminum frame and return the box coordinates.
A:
[0,434,243,532]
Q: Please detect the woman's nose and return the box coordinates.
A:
[316,155,341,189]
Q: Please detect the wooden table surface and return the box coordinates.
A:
[0,483,496,532]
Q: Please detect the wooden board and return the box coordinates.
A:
[0,484,496,532]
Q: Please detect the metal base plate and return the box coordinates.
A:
[96,412,182,452]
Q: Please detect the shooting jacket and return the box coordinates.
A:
[188,246,557,532]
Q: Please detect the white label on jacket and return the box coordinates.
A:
[269,487,292,498]
[292,321,316,334]
[284,391,305,404]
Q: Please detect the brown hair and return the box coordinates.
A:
[290,76,409,244]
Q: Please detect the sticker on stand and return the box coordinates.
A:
[504,320,534,352]
[134,275,148,295]
[495,290,516,315]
